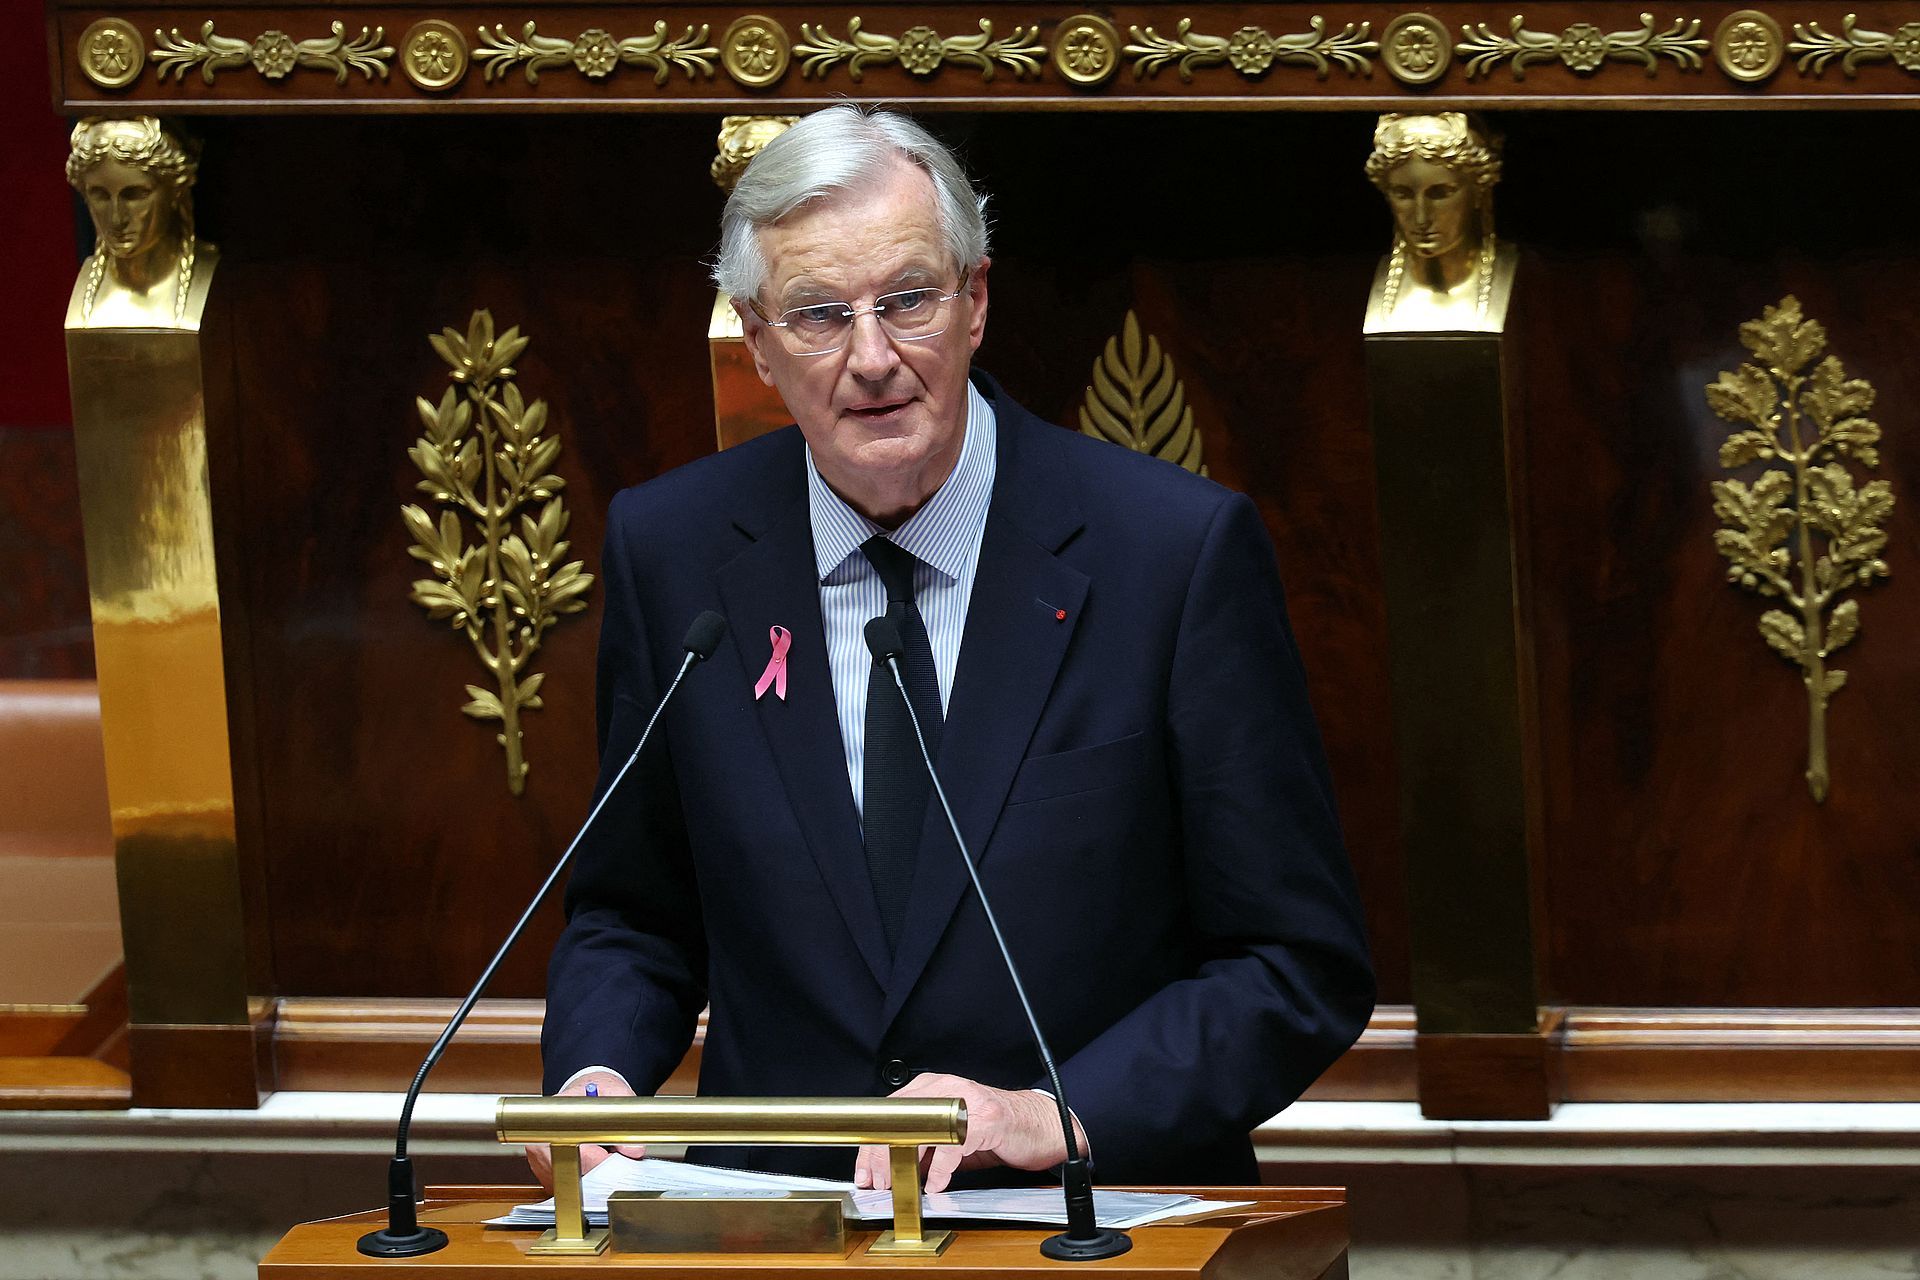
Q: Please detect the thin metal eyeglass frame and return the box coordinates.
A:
[749,268,973,358]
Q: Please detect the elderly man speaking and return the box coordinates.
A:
[533,105,1373,1195]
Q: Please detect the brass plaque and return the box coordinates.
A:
[607,1191,853,1255]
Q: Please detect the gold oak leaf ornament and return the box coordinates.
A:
[403,310,594,796]
[1705,296,1892,802]
[1079,310,1209,476]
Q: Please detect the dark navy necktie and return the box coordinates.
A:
[860,535,944,951]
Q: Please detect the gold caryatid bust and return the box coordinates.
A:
[65,116,218,330]
[1363,112,1515,334]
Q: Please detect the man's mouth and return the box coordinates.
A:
[847,399,912,420]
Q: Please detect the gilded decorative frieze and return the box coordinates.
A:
[1381,12,1453,84]
[1054,13,1123,86]
[152,20,393,84]
[1789,16,1920,76]
[1125,17,1377,80]
[77,18,145,89]
[1454,13,1708,79]
[1080,311,1209,477]
[402,19,469,90]
[405,310,594,798]
[475,20,717,84]
[721,14,791,87]
[1705,296,1893,804]
[1714,10,1783,81]
[795,18,1046,80]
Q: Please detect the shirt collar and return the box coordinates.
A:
[806,379,997,584]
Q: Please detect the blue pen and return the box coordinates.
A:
[585,1082,598,1098]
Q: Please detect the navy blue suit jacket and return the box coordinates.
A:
[542,373,1374,1186]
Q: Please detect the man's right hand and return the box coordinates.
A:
[524,1070,648,1192]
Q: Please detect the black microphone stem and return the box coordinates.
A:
[359,618,719,1259]
[880,655,1131,1261]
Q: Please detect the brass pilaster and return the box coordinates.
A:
[65,117,262,1108]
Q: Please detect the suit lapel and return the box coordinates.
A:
[716,487,892,990]
[880,400,1088,1028]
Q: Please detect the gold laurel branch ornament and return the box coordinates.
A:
[1079,311,1209,477]
[1789,16,1920,77]
[794,18,1046,81]
[404,310,594,797]
[1454,13,1708,79]
[1705,296,1892,803]
[475,21,717,85]
[1125,16,1377,80]
[152,19,392,84]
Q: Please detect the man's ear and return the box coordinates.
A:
[965,257,991,355]
[732,298,779,388]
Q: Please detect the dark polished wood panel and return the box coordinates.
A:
[1509,112,1920,1007]
[199,111,1414,1004]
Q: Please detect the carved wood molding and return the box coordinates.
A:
[263,1000,1920,1103]
[50,3,1920,112]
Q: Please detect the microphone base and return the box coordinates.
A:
[1040,1228,1133,1261]
[355,1226,450,1257]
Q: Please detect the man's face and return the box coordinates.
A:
[82,158,170,262]
[1383,156,1475,260]
[737,159,989,522]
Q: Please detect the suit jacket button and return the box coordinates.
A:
[881,1059,910,1088]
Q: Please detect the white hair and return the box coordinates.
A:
[712,105,990,302]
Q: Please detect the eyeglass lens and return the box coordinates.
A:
[777,286,957,352]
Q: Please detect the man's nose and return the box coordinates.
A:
[844,310,899,381]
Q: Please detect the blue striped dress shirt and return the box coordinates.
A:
[806,380,997,821]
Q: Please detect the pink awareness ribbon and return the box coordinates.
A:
[754,625,791,701]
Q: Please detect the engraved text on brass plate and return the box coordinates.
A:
[1705,296,1893,803]
[404,311,595,797]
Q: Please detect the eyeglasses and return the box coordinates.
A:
[750,269,972,357]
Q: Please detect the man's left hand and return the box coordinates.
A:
[853,1074,1088,1193]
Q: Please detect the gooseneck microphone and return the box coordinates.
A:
[357,610,728,1258]
[862,616,1131,1262]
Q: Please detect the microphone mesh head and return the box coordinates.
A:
[684,611,728,660]
[863,615,905,662]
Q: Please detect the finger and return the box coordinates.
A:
[525,1143,553,1192]
[578,1143,613,1176]
[853,1144,877,1189]
[613,1144,648,1161]
[924,1143,963,1194]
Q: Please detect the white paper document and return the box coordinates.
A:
[487,1155,1250,1230]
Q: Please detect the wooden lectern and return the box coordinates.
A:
[262,1184,1349,1280]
